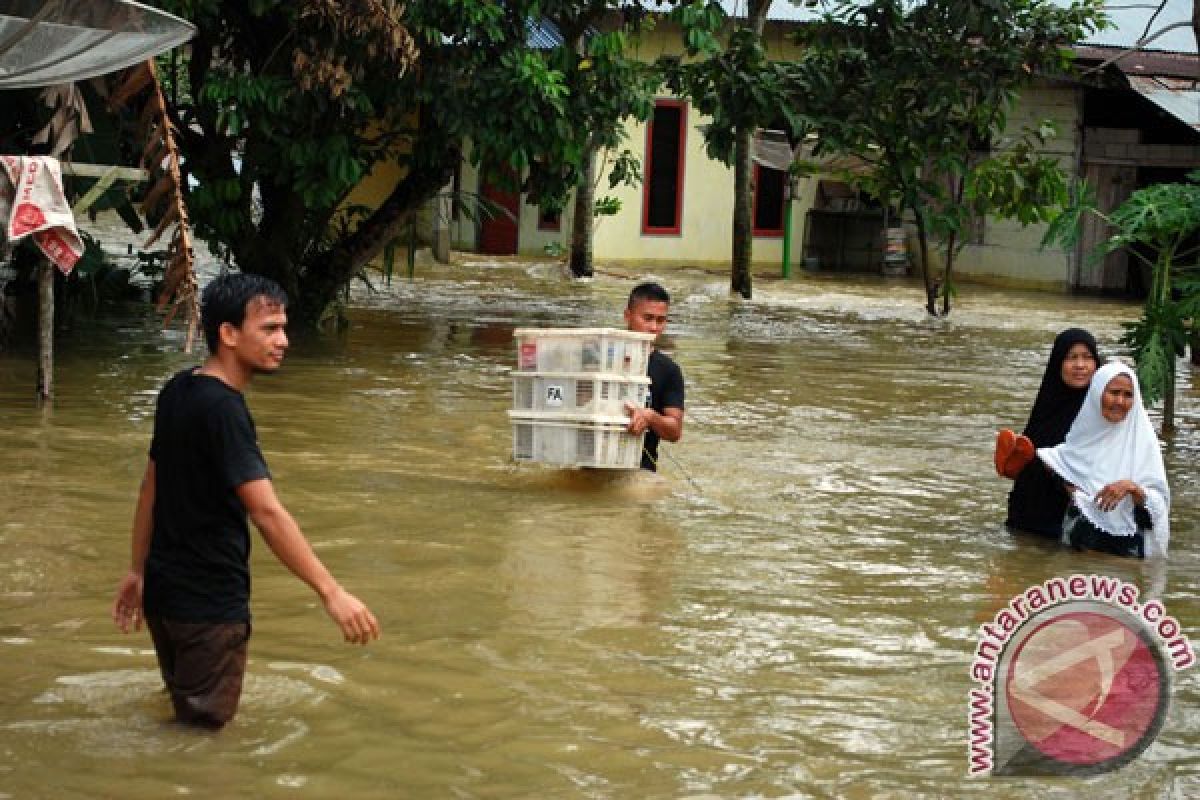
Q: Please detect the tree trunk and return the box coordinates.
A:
[730,0,771,300]
[569,141,597,278]
[285,119,456,328]
[1155,248,1176,433]
[432,179,452,264]
[732,125,754,299]
[911,207,939,316]
[940,234,956,317]
[566,27,595,280]
[940,175,969,316]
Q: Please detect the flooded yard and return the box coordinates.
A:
[0,260,1197,797]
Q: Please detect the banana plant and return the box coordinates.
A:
[1104,173,1200,433]
[1048,172,1200,433]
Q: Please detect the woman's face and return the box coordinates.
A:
[1061,343,1098,389]
[1101,374,1135,423]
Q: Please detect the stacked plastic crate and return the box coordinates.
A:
[508,328,655,469]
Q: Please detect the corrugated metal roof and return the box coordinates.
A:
[1074,45,1198,78]
[718,0,822,23]
[1128,74,1200,129]
[527,17,565,49]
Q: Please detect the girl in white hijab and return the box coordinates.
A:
[1037,361,1170,558]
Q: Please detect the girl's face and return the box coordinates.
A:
[1101,374,1135,424]
[1061,343,1097,389]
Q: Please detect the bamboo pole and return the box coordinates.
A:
[36,259,53,404]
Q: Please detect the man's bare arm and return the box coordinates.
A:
[113,459,156,633]
[236,478,381,644]
[624,404,684,443]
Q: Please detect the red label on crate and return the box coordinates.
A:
[519,342,537,370]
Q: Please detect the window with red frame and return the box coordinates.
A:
[643,100,686,235]
[752,164,786,237]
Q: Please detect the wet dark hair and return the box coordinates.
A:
[200,273,288,354]
[627,282,670,308]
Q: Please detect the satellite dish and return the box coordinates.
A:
[0,0,194,89]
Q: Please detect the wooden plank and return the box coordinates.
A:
[36,260,53,405]
[60,162,149,182]
[1076,163,1135,291]
[72,164,123,214]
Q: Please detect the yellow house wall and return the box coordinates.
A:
[590,94,812,269]
[448,147,576,256]
[449,22,810,268]
[444,25,1081,285]
[342,158,405,214]
[338,117,425,237]
[589,23,807,268]
[517,191,573,256]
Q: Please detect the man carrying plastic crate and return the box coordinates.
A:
[623,282,685,471]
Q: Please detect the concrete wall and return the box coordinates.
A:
[952,84,1081,289]
[449,156,481,251]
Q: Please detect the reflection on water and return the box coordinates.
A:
[1,262,1198,797]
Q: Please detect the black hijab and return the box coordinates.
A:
[1006,328,1102,537]
[1021,328,1101,447]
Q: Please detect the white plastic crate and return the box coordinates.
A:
[511,372,650,416]
[514,328,654,376]
[508,412,644,469]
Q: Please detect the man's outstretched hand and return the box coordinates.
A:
[322,586,381,645]
[112,570,144,633]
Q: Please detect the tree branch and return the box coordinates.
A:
[1081,20,1193,75]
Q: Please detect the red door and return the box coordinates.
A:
[479,168,520,255]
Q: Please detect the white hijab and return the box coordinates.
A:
[1037,361,1170,557]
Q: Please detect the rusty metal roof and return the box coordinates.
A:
[1074,45,1199,79]
[1070,44,1199,131]
[1128,74,1200,130]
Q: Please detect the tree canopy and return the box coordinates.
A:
[139,0,667,327]
[795,0,1106,315]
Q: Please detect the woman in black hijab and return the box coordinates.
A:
[1005,328,1101,537]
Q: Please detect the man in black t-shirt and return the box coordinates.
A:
[112,274,380,729]
[622,282,685,471]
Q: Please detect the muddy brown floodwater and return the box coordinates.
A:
[0,260,1197,798]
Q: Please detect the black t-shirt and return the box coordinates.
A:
[642,349,685,471]
[143,369,270,622]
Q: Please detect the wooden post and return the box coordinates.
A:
[36,259,54,404]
